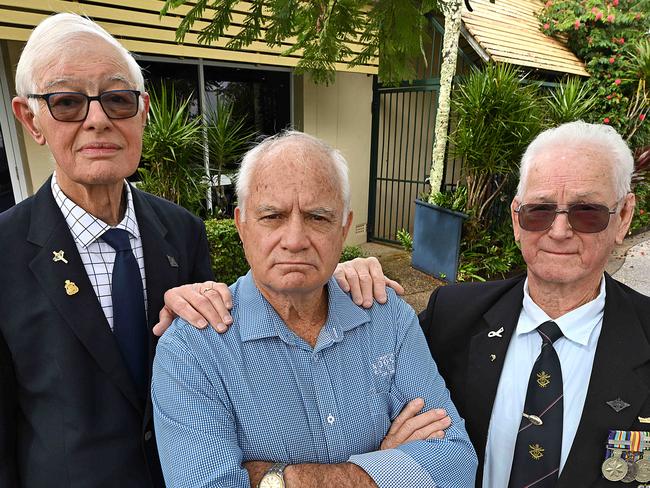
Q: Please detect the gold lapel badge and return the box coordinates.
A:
[64,280,79,296]
[52,250,68,263]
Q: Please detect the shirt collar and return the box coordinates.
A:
[235,271,370,352]
[51,172,140,248]
[517,276,606,346]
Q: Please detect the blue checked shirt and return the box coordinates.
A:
[153,272,477,487]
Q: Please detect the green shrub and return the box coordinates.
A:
[204,218,249,284]
[396,229,413,252]
[340,245,365,262]
[631,183,650,233]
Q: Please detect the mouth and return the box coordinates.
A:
[79,143,121,156]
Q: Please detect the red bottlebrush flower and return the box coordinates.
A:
[636,13,642,20]
[595,11,603,20]
[543,23,550,29]
[591,6,599,14]
[574,19,581,29]
[640,209,646,215]
[640,114,647,121]
[619,38,625,44]
[607,14,615,22]
[604,117,610,123]
[606,94,612,99]
[545,0,553,6]
[609,57,616,63]
[614,79,621,85]
[613,0,619,5]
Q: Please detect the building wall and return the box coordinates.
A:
[5,40,53,191]
[301,72,373,246]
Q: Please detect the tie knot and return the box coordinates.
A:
[537,320,563,344]
[102,228,132,252]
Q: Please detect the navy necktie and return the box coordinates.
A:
[102,228,148,399]
[509,320,564,488]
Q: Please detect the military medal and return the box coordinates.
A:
[635,458,650,483]
[621,457,637,483]
[602,449,628,481]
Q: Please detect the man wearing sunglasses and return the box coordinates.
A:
[334,121,650,487]
[0,13,233,488]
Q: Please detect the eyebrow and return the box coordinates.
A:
[42,75,133,91]
[254,205,338,218]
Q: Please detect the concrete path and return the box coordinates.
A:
[610,230,650,297]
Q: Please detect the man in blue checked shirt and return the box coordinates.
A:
[152,131,477,488]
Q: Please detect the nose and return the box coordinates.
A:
[547,209,573,239]
[281,214,310,252]
[82,99,111,129]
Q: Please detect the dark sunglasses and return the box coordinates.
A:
[515,203,618,233]
[27,90,141,122]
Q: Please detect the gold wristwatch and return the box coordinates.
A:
[258,462,288,488]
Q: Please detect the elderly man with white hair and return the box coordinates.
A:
[337,121,650,487]
[0,13,232,487]
[152,131,478,488]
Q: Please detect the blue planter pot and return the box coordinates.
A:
[412,199,468,282]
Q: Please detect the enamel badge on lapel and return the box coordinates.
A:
[167,255,179,268]
[488,326,504,338]
[607,398,631,413]
[52,250,68,263]
[64,280,79,296]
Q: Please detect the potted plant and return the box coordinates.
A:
[412,63,544,282]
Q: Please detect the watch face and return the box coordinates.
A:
[259,472,284,488]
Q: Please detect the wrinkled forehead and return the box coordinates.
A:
[522,144,617,200]
[250,144,343,202]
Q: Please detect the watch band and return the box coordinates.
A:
[258,462,288,488]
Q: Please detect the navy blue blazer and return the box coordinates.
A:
[0,178,213,487]
[419,274,650,487]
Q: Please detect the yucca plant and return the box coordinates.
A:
[450,63,545,229]
[204,98,257,214]
[140,83,207,215]
[545,77,599,125]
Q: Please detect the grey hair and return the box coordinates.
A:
[236,130,351,226]
[517,120,634,200]
[15,13,145,111]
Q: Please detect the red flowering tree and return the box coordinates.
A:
[539,0,649,147]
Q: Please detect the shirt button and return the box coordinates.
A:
[326,414,335,425]
[144,431,153,442]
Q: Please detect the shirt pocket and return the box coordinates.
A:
[367,390,393,444]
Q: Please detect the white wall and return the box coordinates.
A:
[300,72,373,246]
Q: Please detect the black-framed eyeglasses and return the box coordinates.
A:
[514,202,618,233]
[27,90,141,122]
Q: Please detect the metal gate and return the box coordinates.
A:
[367,17,477,244]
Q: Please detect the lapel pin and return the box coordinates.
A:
[167,255,179,268]
[639,416,650,424]
[488,326,504,338]
[490,354,497,362]
[607,398,631,413]
[64,280,79,296]
[52,250,68,264]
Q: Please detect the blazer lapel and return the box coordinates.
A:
[27,181,143,414]
[465,280,525,461]
[559,275,650,487]
[131,188,181,426]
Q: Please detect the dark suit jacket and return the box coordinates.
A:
[419,274,650,487]
[0,178,214,487]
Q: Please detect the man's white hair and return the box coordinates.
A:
[236,130,351,226]
[517,120,634,200]
[15,13,145,112]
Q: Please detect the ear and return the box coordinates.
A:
[342,211,353,241]
[511,197,521,243]
[139,92,150,126]
[234,206,244,238]
[12,97,46,145]
[614,192,636,244]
